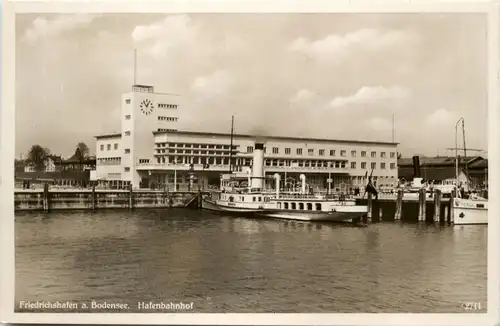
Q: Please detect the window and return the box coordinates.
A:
[285,148,291,154]
[341,150,346,157]
[371,162,376,169]
[361,151,366,157]
[308,149,314,155]
[381,152,386,158]
[125,115,131,120]
[297,148,303,155]
[361,162,367,169]
[247,146,254,153]
[125,131,131,136]
[351,162,356,169]
[330,150,336,156]
[390,152,396,158]
[351,150,356,157]
[263,147,267,153]
[124,167,130,172]
[100,144,104,151]
[114,143,118,150]
[319,149,325,156]
[107,144,111,150]
[124,149,130,154]
[371,151,376,158]
[381,163,386,169]
[272,147,279,154]
[125,99,131,104]
[390,163,396,169]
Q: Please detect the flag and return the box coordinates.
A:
[365,177,378,199]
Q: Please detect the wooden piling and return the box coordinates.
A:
[446,197,453,223]
[367,193,373,221]
[129,185,134,210]
[372,199,380,223]
[433,189,442,222]
[91,185,96,211]
[449,190,456,223]
[394,189,403,220]
[439,202,446,224]
[43,183,50,212]
[418,188,426,221]
[197,190,202,208]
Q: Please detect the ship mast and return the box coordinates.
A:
[229,115,234,173]
[462,119,468,182]
[455,117,464,195]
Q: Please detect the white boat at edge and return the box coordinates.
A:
[451,117,488,226]
[452,197,488,225]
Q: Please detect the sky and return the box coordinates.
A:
[15,13,489,159]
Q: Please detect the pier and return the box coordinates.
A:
[357,188,454,224]
[14,185,202,212]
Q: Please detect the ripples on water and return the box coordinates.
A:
[15,209,487,313]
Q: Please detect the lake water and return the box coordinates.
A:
[15,209,487,313]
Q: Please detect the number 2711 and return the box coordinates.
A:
[461,302,482,310]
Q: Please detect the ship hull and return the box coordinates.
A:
[453,198,488,225]
[254,209,366,222]
[201,198,260,215]
[203,197,367,222]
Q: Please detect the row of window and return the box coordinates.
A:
[156,142,238,150]
[158,116,178,121]
[97,157,121,165]
[247,146,396,158]
[100,143,119,151]
[156,149,236,155]
[158,128,178,132]
[158,103,178,109]
[151,155,396,170]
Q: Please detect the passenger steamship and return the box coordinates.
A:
[202,142,369,222]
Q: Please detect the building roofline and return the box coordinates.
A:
[152,130,399,146]
[94,133,122,139]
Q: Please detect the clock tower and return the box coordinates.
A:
[120,84,180,188]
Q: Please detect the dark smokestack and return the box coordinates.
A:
[412,156,421,178]
[255,143,265,151]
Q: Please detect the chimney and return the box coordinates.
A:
[412,156,421,179]
[251,142,265,189]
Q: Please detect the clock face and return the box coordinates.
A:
[140,99,154,115]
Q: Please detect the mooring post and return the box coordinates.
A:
[197,190,202,208]
[372,198,380,223]
[129,184,134,210]
[43,183,50,212]
[367,193,373,222]
[450,190,456,223]
[447,193,453,223]
[418,188,426,221]
[433,189,442,222]
[91,185,96,211]
[394,189,403,220]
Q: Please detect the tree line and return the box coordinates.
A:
[20,142,91,172]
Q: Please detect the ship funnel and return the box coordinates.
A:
[274,173,281,198]
[412,156,421,178]
[251,142,265,190]
[300,174,306,194]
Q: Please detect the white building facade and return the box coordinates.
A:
[95,85,398,190]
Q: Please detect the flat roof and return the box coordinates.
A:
[94,133,122,139]
[152,130,399,146]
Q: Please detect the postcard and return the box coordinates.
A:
[1,1,498,325]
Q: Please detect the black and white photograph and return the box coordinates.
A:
[1,1,498,325]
